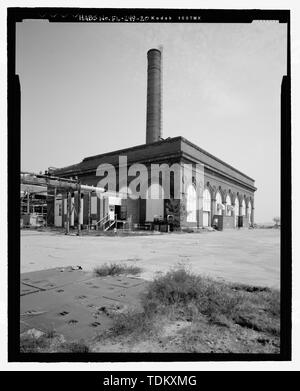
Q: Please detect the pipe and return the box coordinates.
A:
[21,171,78,183]
[81,184,105,193]
[79,195,84,226]
[71,194,75,226]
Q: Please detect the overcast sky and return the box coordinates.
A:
[16,20,287,223]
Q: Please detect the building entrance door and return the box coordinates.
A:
[203,211,209,227]
[109,205,115,221]
[115,205,122,220]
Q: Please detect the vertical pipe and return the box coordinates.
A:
[71,193,75,226]
[77,186,81,236]
[66,191,70,234]
[79,194,84,227]
[88,192,91,231]
[146,48,161,144]
[54,187,57,226]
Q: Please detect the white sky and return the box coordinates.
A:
[16,20,287,223]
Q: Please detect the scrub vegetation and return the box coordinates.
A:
[94,267,280,353]
[20,331,90,353]
[93,263,142,277]
[20,267,280,354]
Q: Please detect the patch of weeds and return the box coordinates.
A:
[93,263,142,277]
[208,313,233,328]
[20,335,49,353]
[95,266,280,353]
[181,228,195,233]
[141,267,241,322]
[231,283,271,293]
[58,341,90,353]
[103,309,156,339]
[44,326,57,339]
[227,284,280,336]
[20,333,90,353]
[140,267,280,335]
[262,289,280,317]
[232,301,280,336]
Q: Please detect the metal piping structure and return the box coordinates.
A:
[20,171,131,234]
[21,172,107,235]
[146,48,162,144]
[21,172,129,196]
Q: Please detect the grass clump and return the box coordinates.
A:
[142,268,242,321]
[20,335,49,353]
[57,341,90,353]
[145,268,280,335]
[20,330,90,353]
[93,263,142,277]
[107,309,155,338]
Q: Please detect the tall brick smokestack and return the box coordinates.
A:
[146,48,161,144]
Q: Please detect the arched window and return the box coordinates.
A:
[186,184,197,222]
[226,195,232,216]
[234,197,239,227]
[203,188,211,212]
[242,199,246,216]
[202,188,211,227]
[216,191,223,215]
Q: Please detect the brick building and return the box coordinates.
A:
[48,49,256,231]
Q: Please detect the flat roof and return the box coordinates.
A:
[179,137,255,182]
[54,136,255,185]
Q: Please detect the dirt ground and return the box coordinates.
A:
[21,228,280,289]
[20,268,147,342]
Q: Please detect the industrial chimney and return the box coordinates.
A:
[146,48,161,144]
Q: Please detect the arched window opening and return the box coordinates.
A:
[203,188,211,212]
[226,195,232,216]
[186,184,197,223]
[216,191,223,216]
[202,188,211,227]
[234,197,239,227]
[242,199,246,216]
